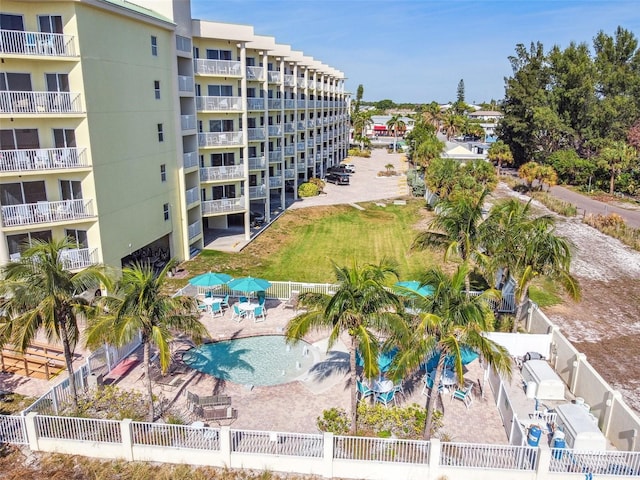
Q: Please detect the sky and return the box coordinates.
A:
[190,0,640,105]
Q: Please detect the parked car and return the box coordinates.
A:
[327,165,350,175]
[341,163,355,173]
[325,172,350,185]
[250,210,265,227]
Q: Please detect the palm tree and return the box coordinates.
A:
[0,238,111,409]
[598,141,637,195]
[391,265,511,439]
[441,112,464,140]
[413,135,444,169]
[421,101,442,132]
[413,188,491,292]
[85,260,207,420]
[351,111,373,150]
[285,260,404,434]
[487,140,514,175]
[481,199,581,331]
[386,114,406,152]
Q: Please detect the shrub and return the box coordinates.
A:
[63,385,149,420]
[308,177,326,192]
[348,148,371,158]
[298,182,319,197]
[357,402,427,439]
[584,213,640,251]
[316,407,350,435]
[530,192,577,216]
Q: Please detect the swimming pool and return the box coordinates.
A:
[182,335,317,387]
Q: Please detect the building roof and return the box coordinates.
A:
[98,0,174,25]
[469,110,503,117]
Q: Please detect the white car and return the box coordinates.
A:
[341,163,355,173]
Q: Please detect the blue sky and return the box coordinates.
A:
[190,0,640,104]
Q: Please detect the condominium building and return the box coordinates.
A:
[0,0,349,270]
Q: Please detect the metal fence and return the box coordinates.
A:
[550,449,640,476]
[131,422,220,451]
[231,429,324,457]
[440,442,538,470]
[334,435,430,464]
[35,415,121,443]
[0,415,27,444]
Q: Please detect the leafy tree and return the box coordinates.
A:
[421,101,442,131]
[392,265,511,439]
[546,149,596,185]
[537,164,558,191]
[598,141,638,194]
[353,84,364,115]
[0,239,111,409]
[628,119,640,150]
[413,135,444,169]
[375,99,395,111]
[351,110,373,150]
[441,112,464,140]
[461,160,498,192]
[86,261,207,421]
[487,140,514,175]
[424,158,459,198]
[518,161,540,189]
[285,260,404,434]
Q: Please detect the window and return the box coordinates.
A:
[163,203,169,221]
[46,73,69,92]
[157,123,164,142]
[65,229,87,248]
[7,230,51,257]
[205,49,232,60]
[38,15,63,33]
[247,87,256,98]
[0,128,39,149]
[207,85,232,96]
[246,57,255,67]
[154,80,160,99]
[151,36,158,56]
[60,180,82,200]
[0,181,46,206]
[208,119,234,133]
[160,164,166,182]
[53,129,76,148]
[211,152,234,166]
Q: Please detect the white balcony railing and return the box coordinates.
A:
[307,119,315,128]
[297,78,306,88]
[185,186,199,206]
[188,220,201,240]
[198,132,243,147]
[297,142,306,152]
[0,148,87,173]
[195,96,242,112]
[268,125,282,136]
[267,99,282,110]
[284,169,295,179]
[59,247,98,271]
[246,66,264,81]
[177,75,193,92]
[199,165,244,182]
[284,99,295,109]
[1,199,95,227]
[268,150,282,162]
[297,161,306,172]
[193,59,242,76]
[0,29,77,57]
[284,123,296,133]
[284,74,295,87]
[181,114,196,130]
[297,100,307,109]
[284,145,295,156]
[247,128,266,141]
[183,151,198,169]
[248,156,266,170]
[249,185,267,198]
[297,121,306,131]
[201,197,244,215]
[267,70,281,83]
[307,139,314,148]
[269,177,283,188]
[247,98,265,110]
[0,91,83,114]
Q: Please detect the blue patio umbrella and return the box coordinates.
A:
[227,276,271,294]
[394,281,434,297]
[188,271,233,287]
[424,347,480,373]
[356,347,398,373]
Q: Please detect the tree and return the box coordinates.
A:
[386,114,406,152]
[353,84,364,115]
[421,101,442,131]
[375,99,395,111]
[487,140,514,175]
[598,141,638,194]
[456,79,465,103]
[86,261,207,421]
[518,161,540,189]
[392,265,511,439]
[481,199,581,332]
[0,238,110,409]
[537,164,558,191]
[413,135,444,169]
[441,112,464,140]
[285,260,404,434]
[351,110,373,150]
[628,119,640,150]
[546,149,596,185]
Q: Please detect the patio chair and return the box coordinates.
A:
[239,295,248,304]
[357,380,375,403]
[393,381,405,398]
[451,383,474,409]
[253,305,265,323]
[211,302,223,317]
[284,290,299,310]
[231,304,246,322]
[220,294,230,309]
[257,291,266,306]
[196,404,238,422]
[376,389,396,407]
[197,302,208,313]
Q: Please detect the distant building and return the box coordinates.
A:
[468,110,503,122]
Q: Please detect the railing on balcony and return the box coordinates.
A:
[0,91,83,114]
[297,142,306,152]
[267,70,281,83]
[247,98,265,110]
[185,186,199,206]
[297,78,306,88]
[268,150,282,163]
[1,199,95,227]
[0,29,77,57]
[268,125,282,136]
[193,59,241,76]
[307,119,315,129]
[306,157,315,167]
[316,118,323,126]
[269,177,283,188]
[198,132,243,147]
[284,145,295,156]
[246,66,264,81]
[307,139,314,148]
[196,96,242,112]
[249,185,267,198]
[284,99,295,109]
[175,35,191,53]
[283,74,295,87]
[183,151,198,169]
[297,121,306,131]
[199,164,244,182]
[267,99,282,110]
[188,220,201,240]
[180,114,196,130]
[201,197,245,215]
[59,247,98,270]
[177,75,193,92]
[297,100,306,109]
[284,169,295,179]
[248,156,266,170]
[0,147,87,173]
[247,128,266,141]
[284,123,295,134]
[297,161,306,172]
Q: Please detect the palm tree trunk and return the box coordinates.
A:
[143,341,154,421]
[424,358,445,440]
[512,281,531,333]
[609,171,615,195]
[349,337,358,435]
[60,325,78,410]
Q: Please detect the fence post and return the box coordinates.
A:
[570,353,586,393]
[603,390,623,437]
[535,443,551,476]
[120,419,134,461]
[52,386,59,414]
[427,438,440,479]
[24,412,40,451]
[322,432,334,478]
[220,426,232,467]
[525,301,534,332]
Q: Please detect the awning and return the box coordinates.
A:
[373,125,387,131]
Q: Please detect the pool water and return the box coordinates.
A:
[182,335,317,386]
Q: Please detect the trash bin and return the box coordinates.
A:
[527,425,542,447]
[552,436,566,459]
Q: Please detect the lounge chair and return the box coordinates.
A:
[195,404,238,421]
[283,290,299,310]
[357,380,375,403]
[187,391,232,409]
[451,383,474,409]
[211,301,223,317]
[376,390,396,407]
[253,305,265,323]
[231,304,246,322]
[239,295,248,304]
[220,294,230,309]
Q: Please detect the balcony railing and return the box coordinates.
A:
[183,151,198,169]
[284,169,295,179]
[193,59,241,76]
[296,161,306,172]
[268,150,282,163]
[0,147,87,173]
[246,66,264,81]
[297,142,306,152]
[269,177,282,188]
[247,128,266,141]
[284,99,295,109]
[0,91,83,114]
[268,125,282,136]
[185,186,199,206]
[0,30,77,57]
[307,120,315,128]
[284,74,295,87]
[267,99,282,110]
[307,139,314,148]
[59,247,98,271]
[297,121,306,131]
[248,156,266,170]
[284,145,295,156]
[181,114,196,130]
[297,78,306,88]
[177,75,193,92]
[1,199,95,227]
[284,123,295,134]
[201,197,245,215]
[267,71,281,83]
[197,132,243,147]
[199,164,244,182]
[247,98,265,110]
[188,220,201,240]
[249,185,267,198]
[195,96,242,112]
[297,100,307,109]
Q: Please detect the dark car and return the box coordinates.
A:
[325,172,350,185]
[327,165,349,175]
[250,210,265,227]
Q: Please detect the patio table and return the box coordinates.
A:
[372,379,394,393]
[238,302,257,319]
[203,297,222,314]
[430,369,457,392]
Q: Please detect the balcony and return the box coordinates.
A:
[199,164,244,182]
[284,99,295,109]
[59,247,98,271]
[316,118,323,127]
[1,199,95,227]
[284,145,295,156]
[307,120,315,129]
[307,157,315,167]
[0,91,83,115]
[315,137,322,145]
[193,59,241,76]
[307,139,314,148]
[268,125,282,137]
[247,98,265,110]
[284,123,296,134]
[0,148,87,174]
[297,100,307,109]
[268,150,282,163]
[284,169,295,180]
[247,128,266,141]
[296,161,306,172]
[201,197,245,215]
[195,96,242,112]
[178,75,194,93]
[185,186,199,206]
[297,121,306,131]
[267,99,282,110]
[284,74,295,87]
[249,185,267,198]
[297,78,306,88]
[246,66,264,81]
[181,114,196,130]
[198,132,243,147]
[188,220,201,240]
[248,156,266,170]
[267,71,281,83]
[0,29,77,57]
[269,177,282,188]
[183,151,198,169]
[297,142,306,152]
